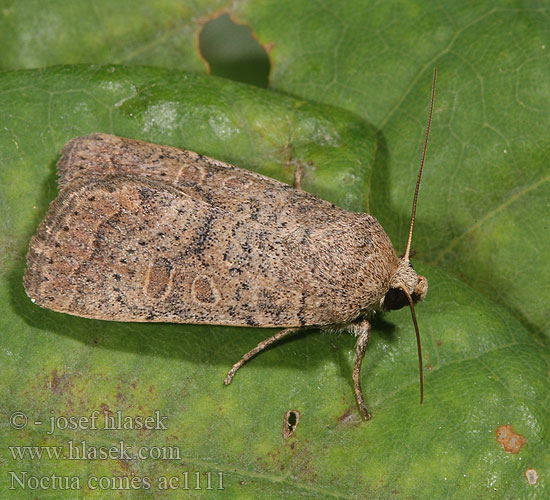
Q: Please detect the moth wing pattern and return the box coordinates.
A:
[57,133,334,226]
[25,135,399,328]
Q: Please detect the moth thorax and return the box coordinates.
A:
[381,258,428,311]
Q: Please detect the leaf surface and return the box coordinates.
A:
[0,2,549,499]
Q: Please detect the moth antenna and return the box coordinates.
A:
[399,285,424,404]
[403,67,437,262]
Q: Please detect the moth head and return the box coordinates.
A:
[380,256,427,408]
[381,259,428,312]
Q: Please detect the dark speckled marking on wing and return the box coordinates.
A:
[24,167,398,327]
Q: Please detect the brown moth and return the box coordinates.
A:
[24,70,436,420]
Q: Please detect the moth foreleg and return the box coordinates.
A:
[224,328,301,385]
[348,320,372,421]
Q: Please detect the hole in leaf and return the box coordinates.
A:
[198,13,271,88]
[282,409,300,439]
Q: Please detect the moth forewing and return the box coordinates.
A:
[24,169,397,327]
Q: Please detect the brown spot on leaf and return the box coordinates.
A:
[524,468,538,485]
[116,458,135,477]
[282,409,300,439]
[100,403,112,416]
[46,369,71,394]
[496,424,526,453]
[338,407,360,425]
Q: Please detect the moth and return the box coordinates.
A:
[24,70,436,420]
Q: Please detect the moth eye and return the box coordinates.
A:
[383,288,408,311]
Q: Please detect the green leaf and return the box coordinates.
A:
[1,1,549,499]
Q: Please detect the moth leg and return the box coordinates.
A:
[224,328,300,385]
[349,320,372,420]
